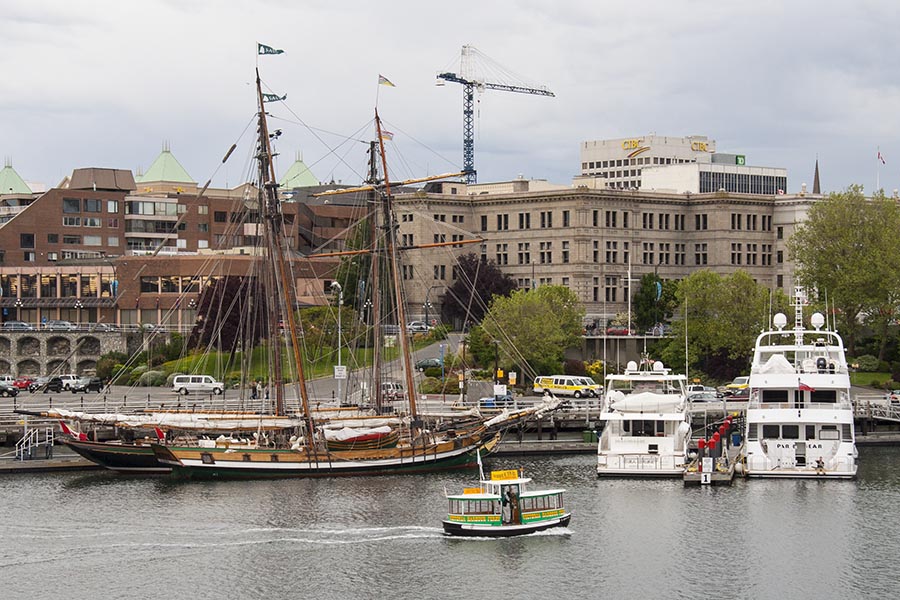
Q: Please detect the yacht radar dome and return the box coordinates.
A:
[626,360,638,371]
[653,360,664,371]
[773,313,787,330]
[811,313,825,330]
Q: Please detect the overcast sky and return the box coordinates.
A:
[2,0,899,195]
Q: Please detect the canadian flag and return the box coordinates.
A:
[59,421,88,441]
[799,382,816,393]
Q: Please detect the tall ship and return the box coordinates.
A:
[742,287,857,478]
[596,359,692,477]
[144,67,557,478]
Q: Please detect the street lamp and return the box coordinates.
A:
[362,299,372,323]
[15,298,22,320]
[423,301,433,326]
[74,299,84,324]
[331,281,343,401]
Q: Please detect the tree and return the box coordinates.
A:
[788,185,900,356]
[658,270,790,381]
[632,273,677,332]
[481,285,583,379]
[440,253,516,326]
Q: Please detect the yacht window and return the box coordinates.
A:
[762,424,780,439]
[810,390,837,403]
[747,423,758,440]
[656,421,665,434]
[805,425,816,440]
[761,389,789,403]
[841,424,852,440]
[781,425,800,439]
[820,426,839,440]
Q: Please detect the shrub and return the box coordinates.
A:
[138,369,166,387]
[423,366,444,378]
[564,359,586,376]
[855,355,880,372]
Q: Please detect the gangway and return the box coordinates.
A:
[14,417,55,460]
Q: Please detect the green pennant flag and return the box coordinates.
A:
[258,43,284,55]
[262,93,287,103]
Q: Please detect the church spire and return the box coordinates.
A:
[812,158,821,194]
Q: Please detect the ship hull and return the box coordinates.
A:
[63,439,170,474]
[442,513,571,537]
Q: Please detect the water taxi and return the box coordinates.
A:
[442,467,571,537]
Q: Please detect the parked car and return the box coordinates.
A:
[0,382,19,397]
[886,390,900,404]
[415,357,443,370]
[725,376,749,391]
[43,377,65,393]
[381,381,404,402]
[171,375,224,395]
[479,393,515,408]
[689,391,720,403]
[407,321,431,333]
[605,326,630,335]
[1,320,35,331]
[70,377,104,393]
[55,374,80,390]
[0,375,15,386]
[687,384,717,394]
[43,320,77,332]
[28,376,50,392]
[91,322,119,332]
[727,388,750,401]
[13,376,35,390]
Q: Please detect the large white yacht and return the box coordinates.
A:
[596,359,692,477]
[743,288,857,479]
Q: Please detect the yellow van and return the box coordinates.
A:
[532,375,600,398]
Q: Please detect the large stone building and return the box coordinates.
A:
[393,176,818,326]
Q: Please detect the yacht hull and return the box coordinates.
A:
[63,439,170,474]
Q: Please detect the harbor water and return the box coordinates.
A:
[2,447,899,599]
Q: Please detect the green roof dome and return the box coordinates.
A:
[0,160,32,195]
[136,144,195,184]
[280,152,319,188]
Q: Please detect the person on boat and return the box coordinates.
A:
[815,456,826,475]
[505,487,520,524]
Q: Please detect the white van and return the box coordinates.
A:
[533,375,600,398]
[172,375,224,395]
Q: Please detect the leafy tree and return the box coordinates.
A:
[789,185,900,356]
[481,285,583,380]
[658,270,790,381]
[335,217,372,310]
[440,253,516,327]
[632,273,678,332]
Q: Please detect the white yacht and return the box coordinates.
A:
[596,359,692,477]
[743,288,857,479]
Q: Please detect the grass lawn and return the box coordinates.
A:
[850,372,891,389]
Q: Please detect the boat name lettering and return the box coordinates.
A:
[462,487,482,494]
[490,469,520,481]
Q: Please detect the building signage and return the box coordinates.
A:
[736,155,746,165]
[691,141,711,152]
[622,138,643,150]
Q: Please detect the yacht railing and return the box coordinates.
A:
[598,452,680,472]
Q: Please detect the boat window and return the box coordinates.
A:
[841,424,852,440]
[820,425,839,440]
[781,425,800,439]
[270,454,279,462]
[200,452,215,464]
[656,421,665,434]
[805,425,816,440]
[761,390,789,403]
[810,390,837,403]
[242,453,252,462]
[762,424,780,439]
[747,423,758,440]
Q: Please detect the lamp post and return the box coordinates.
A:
[424,285,443,327]
[74,299,84,325]
[423,301,433,326]
[15,298,22,321]
[363,299,372,323]
[331,281,343,402]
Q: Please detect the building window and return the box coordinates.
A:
[214,211,227,223]
[63,198,80,213]
[433,234,445,243]
[605,241,618,264]
[84,235,102,246]
[433,214,446,222]
[642,242,655,265]
[20,233,35,249]
[480,215,488,231]
[496,214,509,231]
[107,200,119,213]
[496,243,508,265]
[24,251,35,262]
[562,210,570,227]
[776,226,784,240]
[695,243,707,265]
[47,233,58,244]
[517,242,531,265]
[605,210,617,228]
[777,274,784,288]
[518,212,531,229]
[433,265,446,280]
[63,235,82,245]
[107,218,119,228]
[731,243,742,265]
[198,205,209,215]
[107,236,119,247]
[63,216,81,227]
[47,252,58,262]
[605,276,617,302]
[592,210,599,227]
[776,250,783,264]
[593,240,599,263]
[562,241,570,264]
[198,223,209,232]
[83,198,102,212]
[540,211,553,228]
[83,217,102,227]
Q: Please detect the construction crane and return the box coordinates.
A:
[437,45,554,184]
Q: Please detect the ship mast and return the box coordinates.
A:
[374,111,420,424]
[254,70,315,438]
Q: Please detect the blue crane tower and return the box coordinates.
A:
[437,45,555,184]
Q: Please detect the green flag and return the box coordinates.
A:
[258,43,284,55]
[262,93,287,103]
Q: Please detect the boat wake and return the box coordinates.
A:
[443,527,573,541]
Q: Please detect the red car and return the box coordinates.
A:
[13,376,34,390]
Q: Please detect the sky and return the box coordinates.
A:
[2,0,900,195]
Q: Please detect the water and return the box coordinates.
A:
[2,447,899,599]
